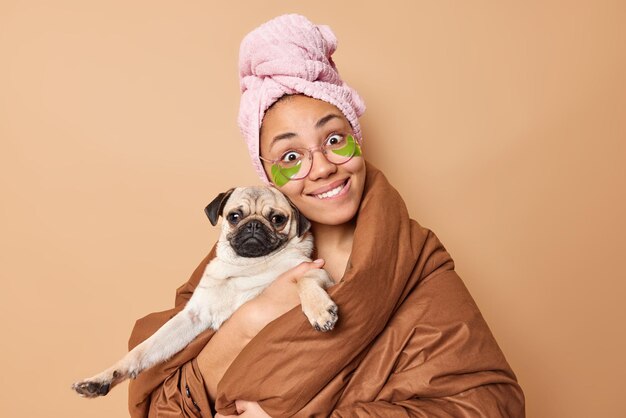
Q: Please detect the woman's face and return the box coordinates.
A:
[259,95,366,226]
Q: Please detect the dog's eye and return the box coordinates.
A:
[271,214,286,226]
[227,212,241,225]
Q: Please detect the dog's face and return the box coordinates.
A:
[205,187,310,258]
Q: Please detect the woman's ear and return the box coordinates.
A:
[204,188,235,226]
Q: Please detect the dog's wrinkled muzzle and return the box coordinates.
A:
[231,220,284,258]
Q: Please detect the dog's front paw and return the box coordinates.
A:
[72,366,136,398]
[301,288,339,332]
[313,303,338,332]
[72,378,113,398]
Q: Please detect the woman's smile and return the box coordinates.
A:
[308,178,350,200]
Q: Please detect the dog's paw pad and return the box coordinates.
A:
[97,382,111,396]
[72,380,111,398]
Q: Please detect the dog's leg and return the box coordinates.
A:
[72,286,214,398]
[296,269,338,332]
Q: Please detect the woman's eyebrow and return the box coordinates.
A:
[315,114,342,129]
[273,132,296,142]
[270,132,297,149]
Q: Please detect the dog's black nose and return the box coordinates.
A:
[245,220,262,234]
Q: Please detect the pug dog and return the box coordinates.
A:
[72,186,338,398]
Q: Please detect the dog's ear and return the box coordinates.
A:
[287,198,311,237]
[205,188,235,226]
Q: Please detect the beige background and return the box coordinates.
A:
[1,1,625,417]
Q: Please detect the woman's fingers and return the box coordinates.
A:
[235,398,246,414]
[263,259,325,303]
[235,400,273,417]
[277,259,325,284]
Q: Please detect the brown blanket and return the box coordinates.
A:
[128,163,525,417]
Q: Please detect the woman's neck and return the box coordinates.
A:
[310,219,356,283]
[310,219,356,255]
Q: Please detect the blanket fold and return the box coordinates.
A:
[128,162,524,418]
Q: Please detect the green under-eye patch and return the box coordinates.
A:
[271,163,301,187]
[332,134,362,157]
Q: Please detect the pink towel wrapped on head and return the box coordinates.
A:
[238,14,366,183]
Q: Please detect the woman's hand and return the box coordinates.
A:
[230,259,326,341]
[215,400,273,418]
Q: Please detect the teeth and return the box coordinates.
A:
[315,183,344,199]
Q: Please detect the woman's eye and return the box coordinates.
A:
[325,134,345,147]
[271,214,286,225]
[280,151,302,163]
[227,212,241,224]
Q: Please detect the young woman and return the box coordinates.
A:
[128,14,524,418]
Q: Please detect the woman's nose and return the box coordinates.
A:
[308,149,337,180]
